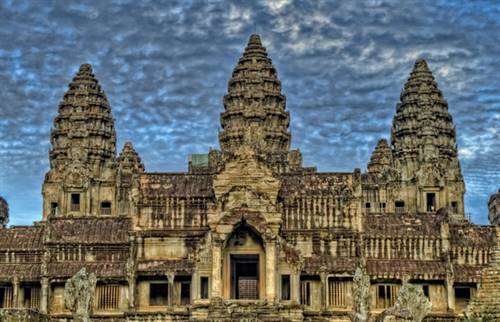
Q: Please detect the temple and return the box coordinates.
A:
[0,34,498,321]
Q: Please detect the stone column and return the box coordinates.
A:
[168,273,175,306]
[320,272,327,310]
[13,277,19,308]
[291,269,300,304]
[137,236,143,259]
[128,277,136,309]
[192,271,199,301]
[40,278,49,313]
[211,243,223,298]
[446,277,455,311]
[266,240,277,302]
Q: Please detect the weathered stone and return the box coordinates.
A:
[0,34,498,322]
[64,267,97,322]
[375,283,431,322]
[0,196,8,228]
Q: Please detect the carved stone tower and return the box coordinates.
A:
[42,64,118,219]
[367,139,392,176]
[219,34,291,155]
[116,142,144,217]
[219,34,303,172]
[391,59,465,218]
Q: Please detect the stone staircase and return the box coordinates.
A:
[466,227,500,318]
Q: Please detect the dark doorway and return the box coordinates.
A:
[426,193,436,212]
[230,254,259,299]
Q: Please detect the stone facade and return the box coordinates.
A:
[0,34,498,321]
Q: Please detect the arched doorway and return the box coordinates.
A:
[222,222,266,300]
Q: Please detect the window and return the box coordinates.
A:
[365,202,371,209]
[380,202,386,212]
[180,282,191,305]
[22,286,41,309]
[422,285,430,299]
[395,201,405,213]
[70,194,80,212]
[96,284,120,311]
[200,277,209,300]
[300,281,311,306]
[455,286,472,309]
[149,283,168,306]
[328,278,349,307]
[173,276,191,305]
[281,275,290,301]
[100,201,111,215]
[0,286,14,308]
[426,193,436,212]
[451,201,458,213]
[376,284,399,309]
[50,202,59,216]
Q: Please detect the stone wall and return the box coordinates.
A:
[0,309,50,322]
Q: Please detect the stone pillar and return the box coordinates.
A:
[192,271,199,301]
[320,272,328,310]
[128,277,136,309]
[266,240,277,302]
[13,277,19,308]
[40,278,49,313]
[137,236,143,259]
[211,243,222,298]
[292,270,300,304]
[446,278,455,311]
[168,273,175,306]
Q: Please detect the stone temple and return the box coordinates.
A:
[0,34,498,321]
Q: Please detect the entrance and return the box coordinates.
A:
[230,254,259,299]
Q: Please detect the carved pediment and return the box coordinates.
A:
[416,163,445,187]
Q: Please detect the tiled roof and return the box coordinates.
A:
[365,213,443,236]
[48,262,126,278]
[47,218,130,244]
[0,226,44,250]
[367,259,446,278]
[0,263,41,279]
[303,256,358,274]
[139,173,214,198]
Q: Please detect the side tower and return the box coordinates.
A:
[0,196,8,227]
[42,64,117,219]
[391,59,465,218]
[219,34,302,172]
[489,189,500,225]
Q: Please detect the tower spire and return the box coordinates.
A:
[219,34,291,156]
[49,63,116,175]
[391,59,465,218]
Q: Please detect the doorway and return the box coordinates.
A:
[230,254,259,299]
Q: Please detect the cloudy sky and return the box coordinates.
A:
[0,0,499,225]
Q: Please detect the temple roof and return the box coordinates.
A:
[139,173,214,198]
[0,225,44,250]
[364,213,443,236]
[46,218,130,244]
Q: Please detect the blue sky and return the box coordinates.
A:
[0,0,499,225]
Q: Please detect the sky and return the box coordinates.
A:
[0,0,499,226]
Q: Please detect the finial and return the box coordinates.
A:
[78,63,93,75]
[248,34,262,47]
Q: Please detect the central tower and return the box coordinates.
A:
[219,34,291,156]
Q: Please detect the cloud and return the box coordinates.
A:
[0,0,498,225]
